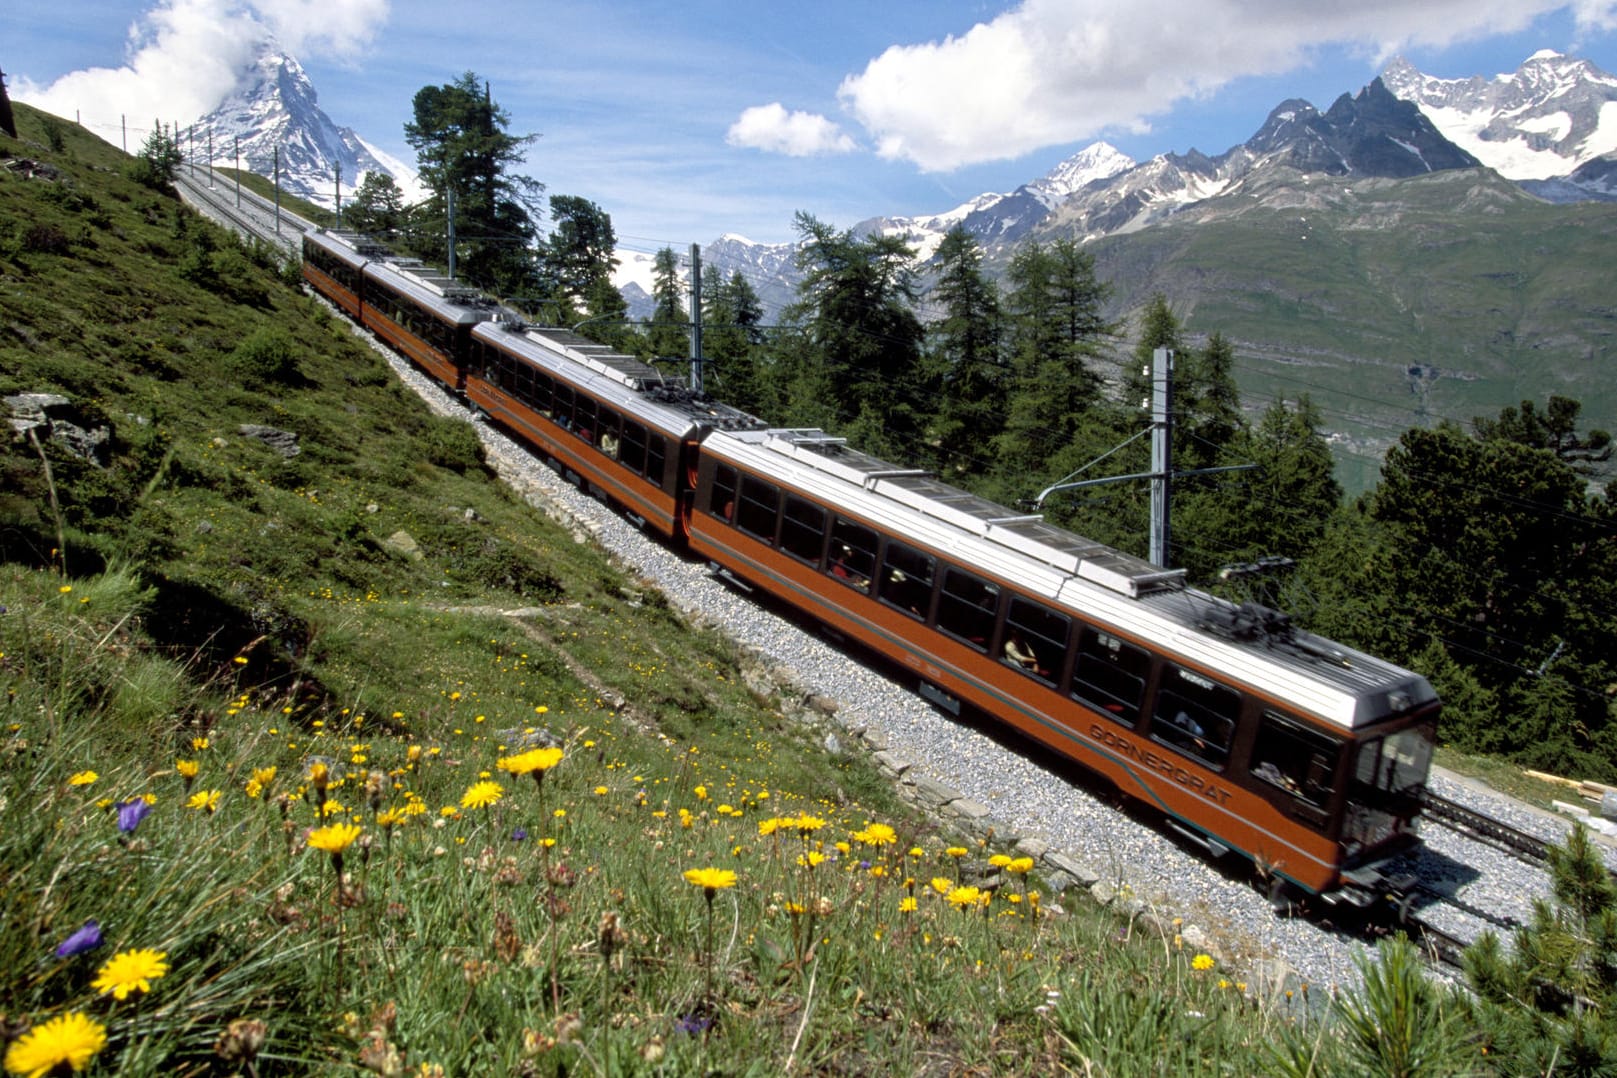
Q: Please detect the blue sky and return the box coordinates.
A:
[14,1,1617,255]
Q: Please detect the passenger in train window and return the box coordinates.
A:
[830,545,868,590]
[1170,710,1208,751]
[599,431,619,459]
[1004,630,1045,677]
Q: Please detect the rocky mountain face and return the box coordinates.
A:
[189,45,418,210]
[1381,50,1617,200]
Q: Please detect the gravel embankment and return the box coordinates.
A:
[359,325,1616,999]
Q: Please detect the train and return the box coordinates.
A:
[302,228,1439,911]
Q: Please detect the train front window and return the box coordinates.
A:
[1342,719,1435,858]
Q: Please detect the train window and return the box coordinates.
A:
[710,465,737,521]
[598,409,622,460]
[1251,711,1341,814]
[620,421,648,475]
[574,395,598,444]
[553,385,575,430]
[531,371,554,415]
[936,568,998,652]
[1002,597,1068,686]
[1353,724,1433,797]
[781,495,827,565]
[1150,667,1239,769]
[512,362,535,406]
[736,475,780,542]
[646,436,667,488]
[879,541,936,620]
[1071,627,1150,726]
[827,518,876,592]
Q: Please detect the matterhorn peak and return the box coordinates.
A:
[190,38,419,209]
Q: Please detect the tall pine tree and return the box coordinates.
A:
[403,72,541,297]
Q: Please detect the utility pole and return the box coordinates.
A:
[1149,348,1172,567]
[333,161,342,227]
[1035,346,1254,570]
[446,186,456,278]
[688,243,703,392]
[273,146,281,232]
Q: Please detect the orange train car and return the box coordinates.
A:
[302,230,1439,909]
[688,428,1437,907]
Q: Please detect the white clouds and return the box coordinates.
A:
[16,0,387,134]
[832,0,1617,171]
[726,102,857,157]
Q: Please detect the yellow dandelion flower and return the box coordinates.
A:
[945,846,968,858]
[376,808,406,829]
[191,737,210,751]
[460,781,504,810]
[855,822,897,846]
[175,760,200,779]
[68,771,98,787]
[797,850,827,868]
[497,746,564,775]
[794,814,826,834]
[593,785,608,796]
[931,877,953,895]
[989,854,1012,868]
[757,817,785,837]
[3,1011,107,1075]
[1192,953,1216,972]
[187,789,221,813]
[899,896,918,913]
[683,867,737,893]
[947,886,986,911]
[91,948,170,1000]
[307,822,363,855]
[1007,856,1035,875]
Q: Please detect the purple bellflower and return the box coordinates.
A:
[55,920,103,958]
[117,797,152,834]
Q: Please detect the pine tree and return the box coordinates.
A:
[782,213,924,458]
[645,247,688,359]
[702,267,767,415]
[926,226,1004,477]
[541,195,619,327]
[1464,825,1617,1073]
[403,72,542,297]
[345,172,406,239]
[130,120,182,189]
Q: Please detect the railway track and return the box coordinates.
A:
[1420,788,1555,866]
[174,167,312,256]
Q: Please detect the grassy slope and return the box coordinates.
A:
[0,105,1476,1075]
[1071,169,1617,492]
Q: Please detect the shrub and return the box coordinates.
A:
[227,327,299,387]
[419,414,486,474]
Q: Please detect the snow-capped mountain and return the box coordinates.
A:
[1382,50,1617,181]
[858,140,1137,257]
[190,44,421,210]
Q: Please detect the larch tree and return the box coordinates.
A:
[782,213,925,460]
[926,226,1004,477]
[403,72,542,297]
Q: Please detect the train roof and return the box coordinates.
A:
[705,428,1436,732]
[473,321,769,437]
[305,229,492,325]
